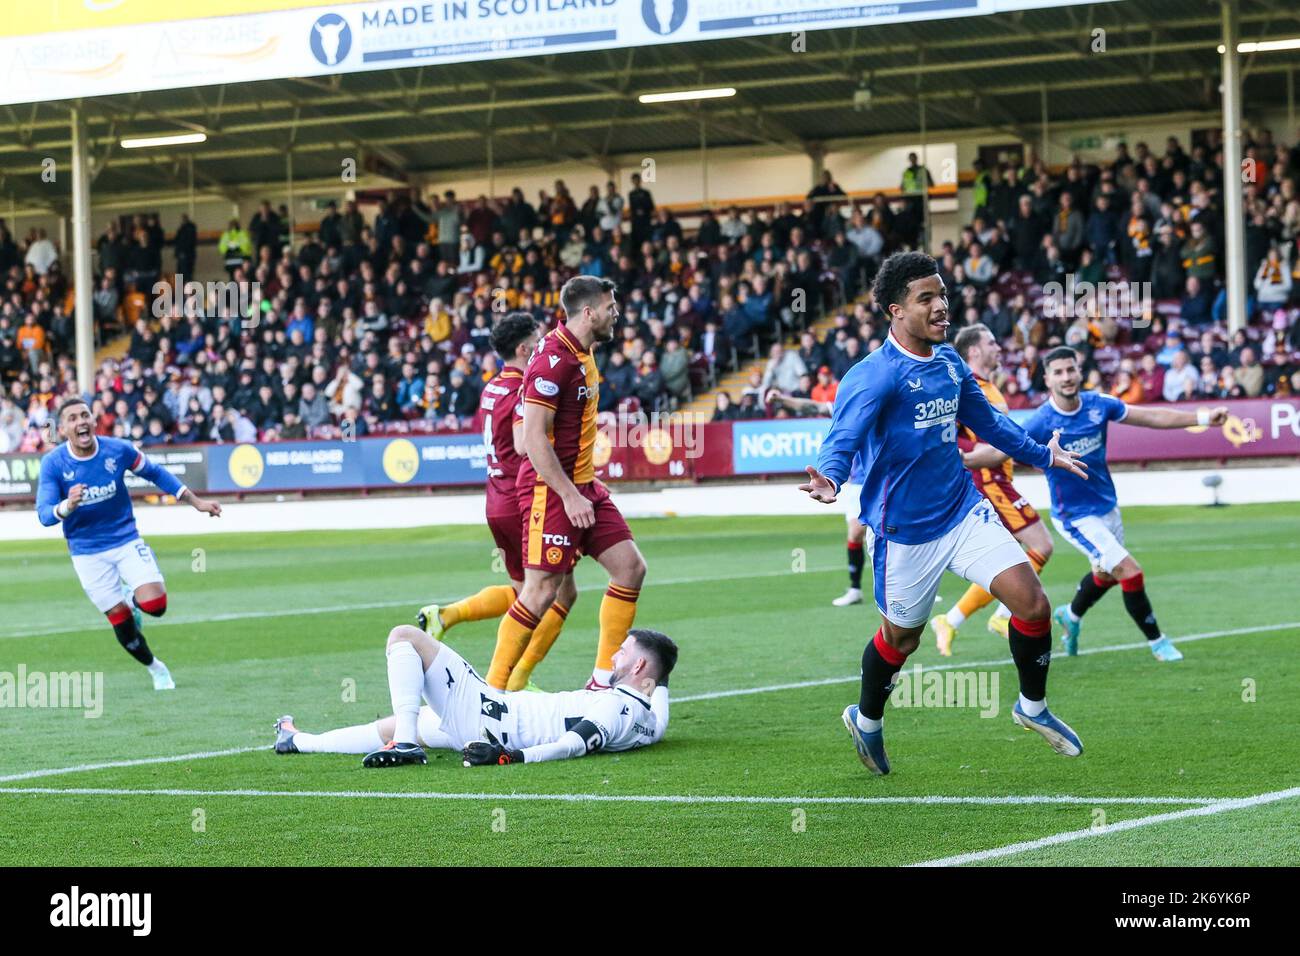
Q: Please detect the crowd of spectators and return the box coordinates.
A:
[714,132,1300,420]
[1,170,869,451]
[3,128,1300,454]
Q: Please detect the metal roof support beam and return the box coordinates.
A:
[1220,0,1247,336]
[69,106,95,395]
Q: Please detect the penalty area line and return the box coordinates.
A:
[0,787,1225,807]
[911,785,1300,867]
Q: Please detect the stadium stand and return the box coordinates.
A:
[3,129,1300,455]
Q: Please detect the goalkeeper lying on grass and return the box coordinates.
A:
[274,624,673,767]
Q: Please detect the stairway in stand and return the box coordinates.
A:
[679,295,864,419]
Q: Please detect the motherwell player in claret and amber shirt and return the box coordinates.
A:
[930,323,1056,656]
[416,313,579,691]
[487,276,647,692]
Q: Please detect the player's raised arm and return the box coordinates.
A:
[1119,404,1229,429]
[127,444,222,517]
[955,366,1087,479]
[802,362,883,503]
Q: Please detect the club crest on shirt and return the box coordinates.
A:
[1088,408,1104,424]
[104,458,117,474]
[946,362,961,386]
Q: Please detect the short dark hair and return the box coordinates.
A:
[953,323,992,360]
[560,275,616,317]
[872,251,940,310]
[629,628,678,685]
[1043,346,1079,368]
[57,396,90,420]
[489,312,539,360]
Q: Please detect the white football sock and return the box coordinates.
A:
[1064,605,1081,622]
[1018,694,1047,717]
[293,722,384,754]
[855,710,883,733]
[146,658,168,674]
[387,641,424,744]
[945,608,966,628]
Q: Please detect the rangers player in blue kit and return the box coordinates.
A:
[800,251,1090,775]
[36,397,222,689]
[972,347,1228,663]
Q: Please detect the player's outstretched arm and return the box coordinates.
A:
[1044,430,1089,479]
[805,361,882,499]
[767,389,832,417]
[955,369,1057,472]
[961,442,1010,471]
[799,465,839,503]
[1121,405,1229,430]
[179,488,222,517]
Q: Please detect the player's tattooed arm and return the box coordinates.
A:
[1121,405,1229,429]
[766,389,832,417]
[178,488,223,518]
[961,443,1010,470]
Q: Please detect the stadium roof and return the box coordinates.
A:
[4,0,1300,209]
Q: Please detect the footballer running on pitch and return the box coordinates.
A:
[35,397,223,690]
[801,251,1090,775]
[971,346,1229,663]
[415,312,579,691]
[486,276,647,691]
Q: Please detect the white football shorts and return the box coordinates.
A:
[865,499,1029,628]
[1051,507,1130,575]
[420,642,506,750]
[71,537,165,613]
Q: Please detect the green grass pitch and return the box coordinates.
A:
[1,502,1297,866]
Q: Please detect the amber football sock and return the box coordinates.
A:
[486,600,540,690]
[506,602,570,691]
[441,584,517,631]
[594,584,639,676]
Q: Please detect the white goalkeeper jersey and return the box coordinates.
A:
[510,684,669,755]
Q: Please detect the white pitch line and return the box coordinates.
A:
[5,618,1295,784]
[912,786,1300,867]
[0,565,842,640]
[0,746,264,784]
[0,786,1224,807]
[673,620,1300,703]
